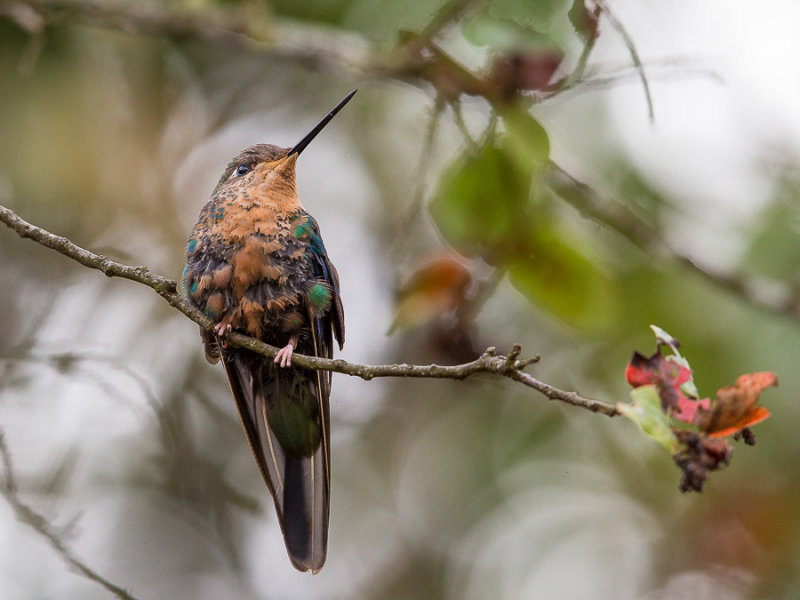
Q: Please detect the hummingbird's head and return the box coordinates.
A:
[211,144,300,210]
[214,144,294,189]
[211,90,357,207]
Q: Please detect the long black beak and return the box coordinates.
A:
[288,89,358,157]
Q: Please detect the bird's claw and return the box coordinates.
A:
[274,343,294,368]
[214,322,232,347]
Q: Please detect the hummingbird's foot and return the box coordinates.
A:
[214,320,233,347]
[275,335,298,368]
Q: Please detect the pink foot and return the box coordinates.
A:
[274,343,294,368]
[214,321,232,347]
[274,335,298,368]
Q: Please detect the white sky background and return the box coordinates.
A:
[585,0,800,267]
[2,1,800,599]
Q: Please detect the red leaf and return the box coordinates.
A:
[675,395,711,425]
[626,351,690,387]
[625,351,656,387]
[696,372,777,437]
[707,406,771,439]
[626,350,694,419]
[569,0,600,42]
[389,254,472,332]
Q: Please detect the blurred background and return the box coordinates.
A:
[1,0,799,598]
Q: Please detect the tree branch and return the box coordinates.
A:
[600,3,655,123]
[0,0,604,110]
[0,0,375,80]
[546,162,800,320]
[0,203,619,417]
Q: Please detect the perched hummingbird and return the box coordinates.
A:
[182,90,355,573]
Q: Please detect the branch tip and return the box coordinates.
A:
[507,343,522,362]
[515,355,540,369]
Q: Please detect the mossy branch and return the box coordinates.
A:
[0,203,618,417]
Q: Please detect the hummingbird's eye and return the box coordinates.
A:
[235,164,250,176]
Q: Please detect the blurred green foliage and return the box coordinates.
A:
[0,1,799,599]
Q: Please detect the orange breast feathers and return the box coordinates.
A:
[185,153,312,337]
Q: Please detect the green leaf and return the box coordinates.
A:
[490,0,567,23]
[740,185,800,281]
[502,107,550,171]
[507,229,614,331]
[462,2,567,50]
[617,385,679,453]
[463,15,547,51]
[429,142,531,261]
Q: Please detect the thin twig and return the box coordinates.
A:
[449,100,478,154]
[403,96,445,235]
[569,24,598,84]
[0,203,618,417]
[555,64,722,99]
[558,1,601,89]
[0,431,141,600]
[600,3,655,123]
[0,349,161,413]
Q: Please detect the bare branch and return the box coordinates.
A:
[1,0,373,77]
[0,203,618,417]
[401,96,445,239]
[0,0,496,107]
[0,431,142,600]
[546,163,800,320]
[0,0,674,117]
[600,3,655,123]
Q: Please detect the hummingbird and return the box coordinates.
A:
[182,90,355,573]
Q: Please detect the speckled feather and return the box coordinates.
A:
[183,143,344,573]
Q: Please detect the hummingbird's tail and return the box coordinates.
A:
[221,346,331,573]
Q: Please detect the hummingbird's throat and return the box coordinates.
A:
[253,157,301,212]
